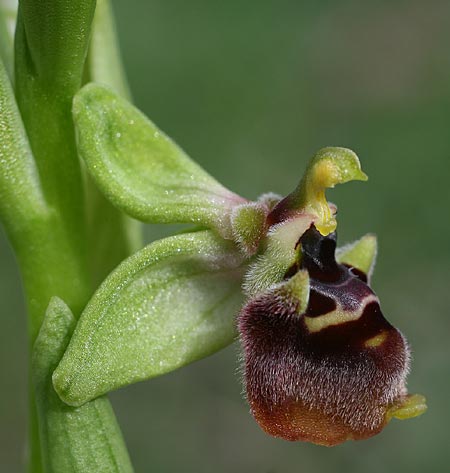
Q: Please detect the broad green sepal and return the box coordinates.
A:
[73,83,246,238]
[53,230,245,406]
[336,233,377,281]
[269,147,367,235]
[33,298,134,473]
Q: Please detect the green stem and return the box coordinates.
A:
[13,2,96,470]
[14,2,95,334]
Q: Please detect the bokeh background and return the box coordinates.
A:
[1,0,450,471]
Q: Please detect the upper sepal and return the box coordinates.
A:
[73,83,247,238]
[53,230,245,406]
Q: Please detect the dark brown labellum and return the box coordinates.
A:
[238,226,410,446]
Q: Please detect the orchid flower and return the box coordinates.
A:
[52,83,426,446]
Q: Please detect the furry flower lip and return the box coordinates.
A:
[238,149,426,446]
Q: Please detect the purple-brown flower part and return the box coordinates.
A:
[238,225,411,446]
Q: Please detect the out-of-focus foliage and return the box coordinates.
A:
[1,0,449,471]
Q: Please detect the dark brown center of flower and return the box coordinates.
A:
[299,226,374,324]
[238,224,410,445]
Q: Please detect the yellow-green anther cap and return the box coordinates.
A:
[268,147,368,235]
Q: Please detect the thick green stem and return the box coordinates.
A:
[13,2,96,470]
[14,1,95,334]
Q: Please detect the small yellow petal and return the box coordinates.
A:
[387,394,427,421]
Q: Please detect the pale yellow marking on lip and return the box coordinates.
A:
[304,295,377,333]
[364,331,387,348]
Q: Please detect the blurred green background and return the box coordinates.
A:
[1,0,450,471]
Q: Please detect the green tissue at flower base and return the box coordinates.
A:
[54,83,426,447]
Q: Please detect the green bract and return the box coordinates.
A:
[53,230,245,406]
[33,298,134,473]
[73,83,247,239]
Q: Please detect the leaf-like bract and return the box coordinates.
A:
[73,84,246,237]
[54,231,245,406]
[33,298,134,473]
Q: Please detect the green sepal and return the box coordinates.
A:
[33,297,134,473]
[73,83,246,238]
[336,233,377,281]
[53,230,245,406]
